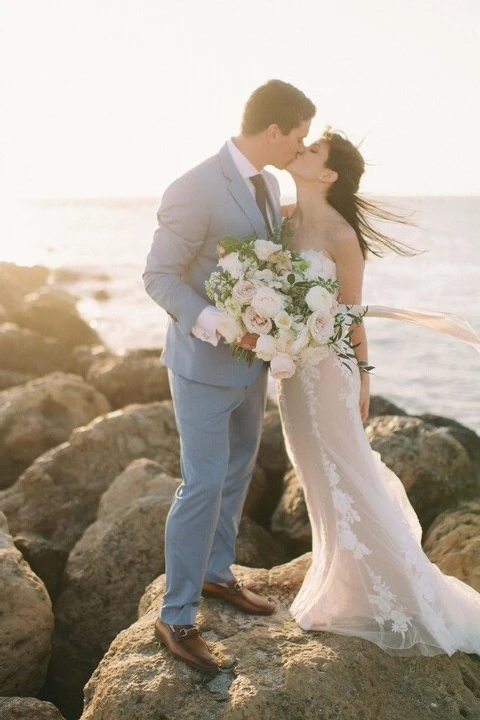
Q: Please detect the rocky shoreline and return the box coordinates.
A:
[1,261,480,720]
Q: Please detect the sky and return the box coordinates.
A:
[1,0,479,200]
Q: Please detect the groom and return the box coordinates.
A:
[143,79,315,673]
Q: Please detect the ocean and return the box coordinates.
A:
[2,196,479,433]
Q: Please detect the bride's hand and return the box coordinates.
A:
[359,372,370,423]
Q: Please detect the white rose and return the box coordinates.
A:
[305,285,334,313]
[289,327,310,356]
[216,313,244,343]
[274,310,292,330]
[276,327,296,353]
[242,306,273,335]
[307,310,335,344]
[254,335,278,361]
[270,352,296,380]
[254,239,283,261]
[252,268,275,284]
[218,252,243,278]
[300,344,331,365]
[232,279,257,304]
[251,287,285,318]
[300,249,334,280]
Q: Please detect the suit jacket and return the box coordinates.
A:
[143,142,282,387]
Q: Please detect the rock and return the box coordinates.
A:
[254,408,290,525]
[271,467,311,554]
[0,372,110,489]
[235,515,290,568]
[0,370,36,391]
[242,464,270,524]
[70,345,113,378]
[81,557,480,720]
[48,463,180,720]
[257,408,289,479]
[12,288,102,349]
[93,289,110,301]
[0,273,25,319]
[423,500,480,593]
[368,394,408,418]
[0,261,50,294]
[0,324,72,376]
[51,268,110,283]
[0,402,181,551]
[0,697,66,719]
[86,350,170,409]
[13,533,69,602]
[418,414,480,481]
[366,416,476,531]
[0,512,53,697]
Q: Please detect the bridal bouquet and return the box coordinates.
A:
[205,233,368,379]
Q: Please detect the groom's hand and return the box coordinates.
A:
[234,332,259,350]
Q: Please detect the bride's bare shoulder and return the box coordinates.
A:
[327,216,357,249]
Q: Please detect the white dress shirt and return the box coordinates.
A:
[191,139,272,346]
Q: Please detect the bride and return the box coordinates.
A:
[278,128,480,656]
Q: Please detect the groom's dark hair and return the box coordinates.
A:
[241,80,316,136]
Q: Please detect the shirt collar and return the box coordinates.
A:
[226,138,264,181]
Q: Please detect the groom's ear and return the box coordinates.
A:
[265,123,282,142]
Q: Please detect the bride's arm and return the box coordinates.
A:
[331,230,370,422]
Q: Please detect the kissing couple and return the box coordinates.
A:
[144,79,480,673]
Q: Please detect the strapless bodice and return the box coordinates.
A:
[298,248,337,280]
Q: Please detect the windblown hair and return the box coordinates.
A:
[241,80,316,136]
[323,129,415,258]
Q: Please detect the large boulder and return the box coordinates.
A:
[418,414,480,481]
[0,513,54,697]
[12,287,102,348]
[0,372,110,489]
[13,533,69,602]
[0,697,66,720]
[80,558,480,720]
[70,345,114,378]
[86,349,171,409]
[368,394,408,418]
[0,273,26,319]
[271,467,311,554]
[0,324,72,376]
[0,402,181,550]
[255,407,290,526]
[0,262,50,294]
[235,515,290,568]
[423,500,480,593]
[48,458,289,719]
[0,369,36,391]
[366,416,477,530]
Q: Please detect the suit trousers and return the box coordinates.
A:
[161,366,268,625]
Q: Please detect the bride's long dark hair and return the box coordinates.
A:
[323,128,415,258]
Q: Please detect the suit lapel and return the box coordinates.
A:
[218,143,270,238]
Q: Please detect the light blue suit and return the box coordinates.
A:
[143,143,281,624]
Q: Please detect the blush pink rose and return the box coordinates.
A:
[232,279,257,304]
[307,310,335,344]
[270,352,296,380]
[242,306,273,335]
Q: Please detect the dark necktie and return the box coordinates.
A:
[250,174,273,237]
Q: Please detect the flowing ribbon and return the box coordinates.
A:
[339,304,480,354]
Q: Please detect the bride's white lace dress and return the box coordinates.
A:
[277,250,480,656]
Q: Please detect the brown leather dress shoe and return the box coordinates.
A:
[202,579,276,615]
[154,619,220,673]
